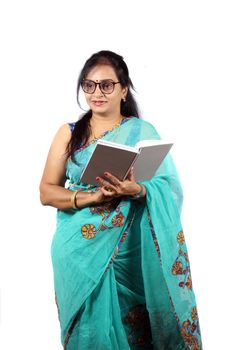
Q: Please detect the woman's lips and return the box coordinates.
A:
[92,101,107,107]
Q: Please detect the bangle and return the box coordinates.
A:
[71,190,79,209]
[131,184,145,199]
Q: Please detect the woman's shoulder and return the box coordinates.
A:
[132,117,159,134]
[51,123,73,144]
[131,116,153,126]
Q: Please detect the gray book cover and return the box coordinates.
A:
[80,139,173,186]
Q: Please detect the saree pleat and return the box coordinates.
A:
[51,117,202,349]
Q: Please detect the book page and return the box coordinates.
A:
[136,139,174,149]
[97,139,138,152]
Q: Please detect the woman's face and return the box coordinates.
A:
[83,64,128,116]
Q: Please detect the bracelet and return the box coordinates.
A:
[71,190,79,209]
[131,184,145,199]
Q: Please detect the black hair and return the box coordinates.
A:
[66,50,140,162]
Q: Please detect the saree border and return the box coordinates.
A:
[146,206,202,350]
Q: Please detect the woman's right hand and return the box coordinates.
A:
[90,186,117,205]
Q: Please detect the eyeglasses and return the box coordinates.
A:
[81,79,120,94]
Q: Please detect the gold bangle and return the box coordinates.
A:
[74,191,79,209]
[71,190,79,209]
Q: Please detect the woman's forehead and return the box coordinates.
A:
[86,64,117,81]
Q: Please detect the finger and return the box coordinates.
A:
[126,167,135,181]
[127,168,133,180]
[101,186,116,196]
[104,172,121,186]
[96,176,116,191]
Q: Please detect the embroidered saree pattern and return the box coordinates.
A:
[181,307,202,350]
[51,116,203,349]
[172,231,193,290]
[81,201,126,239]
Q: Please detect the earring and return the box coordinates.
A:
[123,97,126,102]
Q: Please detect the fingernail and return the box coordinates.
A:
[104,172,108,176]
[96,177,100,180]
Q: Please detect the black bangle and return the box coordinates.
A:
[131,184,144,199]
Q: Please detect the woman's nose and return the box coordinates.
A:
[94,84,104,96]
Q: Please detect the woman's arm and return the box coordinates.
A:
[39,124,97,210]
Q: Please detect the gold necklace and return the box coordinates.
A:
[91,117,124,141]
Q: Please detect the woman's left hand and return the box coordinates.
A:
[96,167,141,198]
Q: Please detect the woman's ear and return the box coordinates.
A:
[122,86,128,100]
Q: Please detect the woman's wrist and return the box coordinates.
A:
[130,183,146,199]
[130,183,142,196]
[72,190,96,209]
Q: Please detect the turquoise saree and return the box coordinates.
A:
[51,116,202,350]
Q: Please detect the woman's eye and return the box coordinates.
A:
[102,82,112,89]
[86,82,93,88]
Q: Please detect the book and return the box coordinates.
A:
[80,139,173,186]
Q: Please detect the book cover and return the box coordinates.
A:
[80,139,173,186]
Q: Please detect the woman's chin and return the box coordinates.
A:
[91,106,110,115]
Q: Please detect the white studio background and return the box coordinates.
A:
[0,1,232,349]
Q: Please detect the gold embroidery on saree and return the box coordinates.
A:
[81,200,126,239]
[181,306,202,350]
[172,230,193,290]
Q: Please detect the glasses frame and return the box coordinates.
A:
[81,79,121,94]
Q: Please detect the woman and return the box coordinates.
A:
[40,50,202,350]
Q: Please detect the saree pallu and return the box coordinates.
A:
[51,117,203,350]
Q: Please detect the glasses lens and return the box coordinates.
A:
[100,80,114,94]
[81,80,95,93]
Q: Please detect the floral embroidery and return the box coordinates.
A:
[172,230,193,290]
[81,224,97,239]
[177,230,185,244]
[181,306,202,350]
[81,200,126,239]
[145,212,202,349]
[89,200,116,216]
[192,307,198,321]
[123,304,152,347]
[111,212,124,226]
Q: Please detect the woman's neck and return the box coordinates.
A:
[90,113,124,126]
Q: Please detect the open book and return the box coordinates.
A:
[80,139,173,186]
